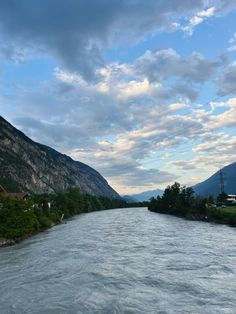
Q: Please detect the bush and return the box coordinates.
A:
[0,197,38,238]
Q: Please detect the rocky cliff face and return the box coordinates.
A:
[0,116,120,198]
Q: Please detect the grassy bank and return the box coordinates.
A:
[207,206,236,226]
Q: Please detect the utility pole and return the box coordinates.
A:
[219,169,225,194]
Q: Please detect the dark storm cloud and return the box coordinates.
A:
[0,0,206,80]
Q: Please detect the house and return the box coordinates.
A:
[227,194,236,203]
[0,185,29,200]
[7,192,29,200]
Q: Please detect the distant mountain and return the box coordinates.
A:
[193,162,236,197]
[0,116,119,198]
[122,195,138,203]
[126,188,163,202]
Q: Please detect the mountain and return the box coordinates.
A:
[0,116,119,198]
[122,195,138,203]
[193,162,236,197]
[125,188,163,202]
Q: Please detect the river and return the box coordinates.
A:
[0,207,236,313]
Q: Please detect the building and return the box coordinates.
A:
[0,185,28,200]
[227,194,236,203]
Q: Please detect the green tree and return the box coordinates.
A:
[217,192,228,204]
[0,197,39,238]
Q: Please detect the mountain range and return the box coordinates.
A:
[124,163,236,200]
[192,162,236,197]
[1,115,235,200]
[123,188,163,202]
[0,116,119,198]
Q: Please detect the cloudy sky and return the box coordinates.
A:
[1,0,236,194]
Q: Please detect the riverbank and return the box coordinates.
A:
[148,182,236,228]
[0,223,59,248]
[0,238,16,247]
[207,206,236,226]
[0,188,129,248]
[149,205,236,227]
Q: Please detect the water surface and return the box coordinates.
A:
[0,207,236,313]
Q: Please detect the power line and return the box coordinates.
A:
[219,169,225,194]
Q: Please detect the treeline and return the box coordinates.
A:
[0,188,128,240]
[148,182,210,217]
[148,182,236,227]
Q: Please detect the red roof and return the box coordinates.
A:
[0,186,28,199]
[7,193,28,200]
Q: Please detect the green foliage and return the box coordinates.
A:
[148,182,207,218]
[0,189,128,240]
[208,206,236,226]
[0,196,38,238]
[148,182,236,226]
[217,192,228,203]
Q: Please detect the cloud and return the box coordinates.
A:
[181,2,236,36]
[190,134,236,172]
[216,1,236,14]
[66,94,236,191]
[69,138,177,193]
[0,5,234,195]
[0,43,27,64]
[171,161,197,170]
[8,84,236,193]
[9,76,136,154]
[188,98,236,134]
[3,44,229,193]
[217,64,236,96]
[209,98,236,129]
[0,0,215,80]
[170,82,199,101]
[0,0,234,81]
[182,7,215,36]
[13,116,96,149]
[134,49,221,85]
[228,33,236,52]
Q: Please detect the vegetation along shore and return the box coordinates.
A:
[1,181,235,248]
[0,188,145,247]
[148,182,236,227]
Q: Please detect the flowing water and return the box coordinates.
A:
[0,207,236,314]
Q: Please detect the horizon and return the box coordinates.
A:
[1,1,236,194]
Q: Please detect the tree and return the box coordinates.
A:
[148,182,208,218]
[217,192,228,203]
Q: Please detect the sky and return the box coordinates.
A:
[1,0,236,195]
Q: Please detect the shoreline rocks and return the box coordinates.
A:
[0,238,16,247]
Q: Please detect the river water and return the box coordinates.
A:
[0,207,236,314]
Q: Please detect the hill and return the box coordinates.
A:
[125,188,163,202]
[193,162,236,197]
[122,195,138,203]
[0,116,119,198]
